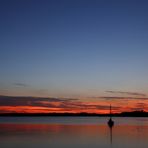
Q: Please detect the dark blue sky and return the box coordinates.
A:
[0,0,148,97]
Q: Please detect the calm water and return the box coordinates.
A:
[0,117,148,148]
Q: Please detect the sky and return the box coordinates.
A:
[0,0,148,113]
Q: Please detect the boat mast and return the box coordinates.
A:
[110,104,112,118]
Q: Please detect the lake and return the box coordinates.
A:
[0,117,148,148]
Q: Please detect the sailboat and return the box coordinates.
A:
[108,104,114,127]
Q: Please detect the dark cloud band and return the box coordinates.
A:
[106,90,146,97]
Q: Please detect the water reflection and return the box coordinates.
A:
[109,126,113,146]
[0,123,148,148]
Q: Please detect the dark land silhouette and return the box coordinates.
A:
[0,110,147,117]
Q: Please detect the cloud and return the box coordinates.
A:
[13,83,29,87]
[89,96,148,101]
[106,90,146,97]
[134,102,148,110]
[0,95,78,107]
[100,96,148,100]
[0,95,120,113]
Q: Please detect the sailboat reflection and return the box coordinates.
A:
[109,124,113,146]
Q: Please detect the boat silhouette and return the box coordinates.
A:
[108,105,114,128]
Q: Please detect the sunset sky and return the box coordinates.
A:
[0,0,148,113]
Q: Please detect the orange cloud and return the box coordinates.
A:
[0,95,147,114]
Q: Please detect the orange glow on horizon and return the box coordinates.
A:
[0,95,147,114]
[0,103,147,114]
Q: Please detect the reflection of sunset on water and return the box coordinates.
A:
[0,122,148,148]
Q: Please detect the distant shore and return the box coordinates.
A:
[0,111,147,117]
